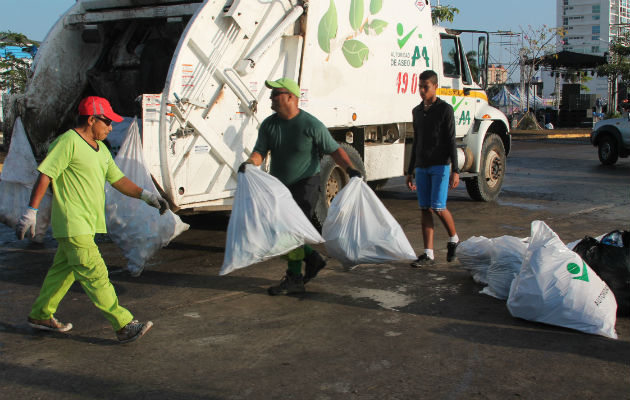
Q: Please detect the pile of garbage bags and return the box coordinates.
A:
[459,221,625,339]
[0,118,52,242]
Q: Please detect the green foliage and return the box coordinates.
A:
[431,5,459,24]
[0,31,39,94]
[318,0,388,68]
[318,0,338,54]
[369,0,383,14]
[349,0,365,31]
[597,32,630,83]
[342,39,369,68]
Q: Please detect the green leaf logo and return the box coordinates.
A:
[370,0,383,14]
[350,0,364,31]
[367,19,388,35]
[567,261,590,282]
[342,39,369,68]
[318,0,338,53]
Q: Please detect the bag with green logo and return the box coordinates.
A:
[507,221,618,339]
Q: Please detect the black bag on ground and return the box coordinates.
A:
[573,230,630,316]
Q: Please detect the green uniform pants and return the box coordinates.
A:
[29,235,133,331]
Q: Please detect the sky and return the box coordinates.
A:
[0,0,556,82]
[2,0,557,42]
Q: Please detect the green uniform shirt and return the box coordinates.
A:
[38,129,125,238]
[253,110,339,186]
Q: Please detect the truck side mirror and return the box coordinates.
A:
[477,36,488,89]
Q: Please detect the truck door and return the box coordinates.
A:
[438,34,475,138]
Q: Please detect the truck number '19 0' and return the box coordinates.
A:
[396,72,419,94]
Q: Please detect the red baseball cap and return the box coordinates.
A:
[78,96,123,123]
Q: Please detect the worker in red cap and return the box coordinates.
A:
[15,96,168,343]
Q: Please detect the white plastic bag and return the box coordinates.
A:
[480,236,528,299]
[457,236,493,285]
[507,221,618,339]
[0,117,52,242]
[219,166,324,275]
[105,118,189,276]
[322,177,416,267]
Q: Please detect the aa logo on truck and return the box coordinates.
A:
[318,0,389,68]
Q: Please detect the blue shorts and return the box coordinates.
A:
[415,165,450,211]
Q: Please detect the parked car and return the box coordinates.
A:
[590,112,630,165]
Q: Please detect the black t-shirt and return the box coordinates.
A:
[407,97,458,174]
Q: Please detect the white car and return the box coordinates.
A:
[591,113,630,165]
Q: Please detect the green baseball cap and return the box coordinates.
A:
[265,77,301,98]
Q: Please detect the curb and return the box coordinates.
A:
[511,133,591,140]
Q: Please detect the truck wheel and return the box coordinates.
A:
[465,134,505,202]
[597,135,618,165]
[313,143,366,230]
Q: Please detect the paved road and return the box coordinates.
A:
[0,138,628,399]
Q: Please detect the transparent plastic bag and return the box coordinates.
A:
[457,236,493,285]
[219,166,324,275]
[0,117,52,242]
[480,236,528,299]
[507,221,618,339]
[322,177,416,267]
[105,118,189,276]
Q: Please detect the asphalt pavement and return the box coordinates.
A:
[0,137,628,399]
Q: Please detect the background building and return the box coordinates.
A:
[488,64,508,86]
[552,0,629,99]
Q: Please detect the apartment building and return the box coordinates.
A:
[553,0,629,98]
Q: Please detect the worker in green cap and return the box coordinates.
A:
[240,77,361,295]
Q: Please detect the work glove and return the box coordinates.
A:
[16,207,38,240]
[140,189,169,215]
[238,161,251,173]
[346,167,362,179]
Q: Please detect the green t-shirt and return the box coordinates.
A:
[253,110,339,186]
[38,129,125,238]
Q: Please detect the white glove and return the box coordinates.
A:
[140,189,169,215]
[16,207,38,240]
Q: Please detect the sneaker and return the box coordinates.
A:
[410,254,435,268]
[447,241,459,262]
[116,320,153,343]
[267,272,305,296]
[28,316,73,332]
[303,250,327,284]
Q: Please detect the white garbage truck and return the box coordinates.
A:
[4,0,510,223]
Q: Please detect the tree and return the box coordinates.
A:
[0,31,38,94]
[431,5,459,24]
[515,25,566,129]
[597,31,630,113]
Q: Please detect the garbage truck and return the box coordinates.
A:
[3,0,510,223]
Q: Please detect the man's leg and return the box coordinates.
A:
[431,165,459,262]
[28,245,76,330]
[268,247,306,295]
[290,175,326,284]
[411,168,436,267]
[66,235,134,331]
[421,209,435,250]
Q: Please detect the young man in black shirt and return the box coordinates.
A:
[405,70,460,266]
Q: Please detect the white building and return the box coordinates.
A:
[552,0,630,98]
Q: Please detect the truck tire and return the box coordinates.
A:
[597,135,618,165]
[313,143,366,230]
[465,134,505,202]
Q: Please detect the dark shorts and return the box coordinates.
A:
[287,175,321,219]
